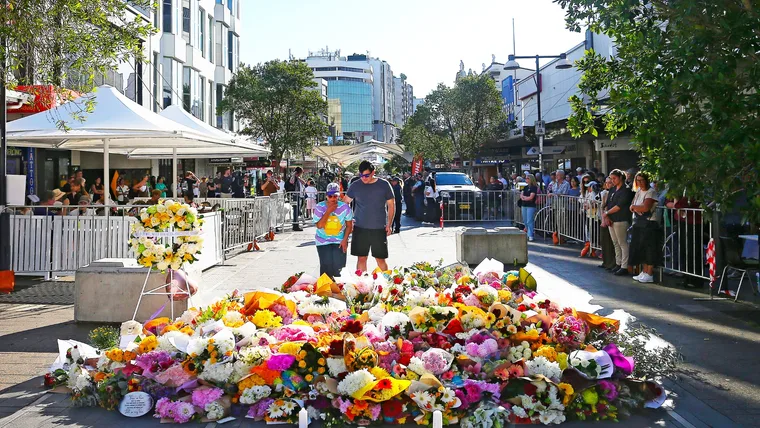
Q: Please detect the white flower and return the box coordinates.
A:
[525,356,562,382]
[407,356,428,375]
[337,369,375,397]
[281,400,296,414]
[205,401,225,420]
[512,406,528,419]
[156,261,169,272]
[240,385,272,404]
[120,320,143,336]
[72,369,91,391]
[198,361,234,383]
[176,207,186,216]
[326,357,347,377]
[412,390,434,410]
[440,388,457,404]
[520,394,535,410]
[186,337,209,357]
[267,402,285,419]
[150,217,160,227]
[156,204,167,213]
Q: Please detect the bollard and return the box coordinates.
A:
[440,201,444,230]
[299,407,308,427]
[432,410,443,428]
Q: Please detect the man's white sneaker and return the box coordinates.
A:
[638,273,654,283]
[632,273,643,282]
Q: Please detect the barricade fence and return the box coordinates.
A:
[7,191,714,283]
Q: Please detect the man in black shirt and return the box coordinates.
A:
[390,176,403,233]
[220,169,233,198]
[402,172,415,218]
[602,169,634,276]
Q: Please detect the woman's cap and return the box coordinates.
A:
[326,182,341,195]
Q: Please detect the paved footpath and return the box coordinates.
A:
[1,217,759,427]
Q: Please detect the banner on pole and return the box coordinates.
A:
[411,156,424,175]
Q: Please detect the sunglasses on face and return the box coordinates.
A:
[327,194,338,198]
[360,173,372,178]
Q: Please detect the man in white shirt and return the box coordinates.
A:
[498,173,509,187]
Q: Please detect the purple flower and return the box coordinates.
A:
[247,398,274,419]
[455,389,470,408]
[598,380,619,401]
[269,303,294,325]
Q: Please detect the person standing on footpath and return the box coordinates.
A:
[288,167,307,231]
[390,176,403,234]
[402,172,415,218]
[343,161,395,272]
[313,183,353,279]
[602,169,634,276]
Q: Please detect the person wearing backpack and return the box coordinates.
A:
[288,167,307,231]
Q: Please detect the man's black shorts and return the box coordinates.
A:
[351,226,388,259]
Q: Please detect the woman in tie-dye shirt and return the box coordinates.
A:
[313,182,354,279]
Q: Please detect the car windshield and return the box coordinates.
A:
[435,174,473,186]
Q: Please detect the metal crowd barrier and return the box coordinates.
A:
[438,190,518,222]
[659,207,712,280]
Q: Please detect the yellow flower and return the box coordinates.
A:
[498,289,513,302]
[298,360,307,369]
[305,374,314,382]
[557,352,569,371]
[251,310,282,328]
[278,342,303,356]
[558,383,575,405]
[534,345,558,362]
[137,336,158,354]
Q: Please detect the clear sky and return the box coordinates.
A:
[239,0,586,97]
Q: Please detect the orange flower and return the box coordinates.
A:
[250,364,280,385]
[353,400,369,411]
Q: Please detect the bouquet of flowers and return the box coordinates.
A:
[128,200,204,271]
[549,313,588,351]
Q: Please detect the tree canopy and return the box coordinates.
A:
[218,60,329,163]
[401,75,505,166]
[556,0,760,223]
[1,1,155,123]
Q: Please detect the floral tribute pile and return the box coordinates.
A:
[45,259,667,426]
[128,200,204,271]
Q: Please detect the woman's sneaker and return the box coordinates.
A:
[633,272,643,282]
[638,273,654,283]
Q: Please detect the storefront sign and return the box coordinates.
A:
[475,158,506,165]
[25,148,35,196]
[208,158,232,164]
[595,139,635,151]
[7,148,22,157]
[119,391,154,417]
[411,156,423,175]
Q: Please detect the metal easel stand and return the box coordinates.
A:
[131,230,200,321]
[132,267,193,321]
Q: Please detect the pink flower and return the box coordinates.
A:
[369,402,382,420]
[191,387,224,408]
[154,364,192,387]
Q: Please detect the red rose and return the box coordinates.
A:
[373,273,378,280]
[523,382,538,396]
[329,340,344,356]
[391,289,399,296]
[43,373,54,387]
[378,286,383,294]
[355,270,363,275]
[517,304,527,311]
[394,277,403,284]
[340,320,363,334]
[382,400,404,418]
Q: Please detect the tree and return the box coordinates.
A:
[218,60,329,164]
[556,0,760,223]
[400,75,505,168]
[1,1,155,123]
[381,154,411,176]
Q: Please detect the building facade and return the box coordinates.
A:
[306,50,375,141]
[368,58,396,143]
[393,76,414,127]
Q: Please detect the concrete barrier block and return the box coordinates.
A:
[456,227,528,266]
[75,259,190,323]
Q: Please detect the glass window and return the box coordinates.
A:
[162,57,173,107]
[199,76,205,121]
[182,0,190,35]
[227,0,233,11]
[153,53,159,112]
[199,9,205,57]
[435,174,474,186]
[227,31,233,71]
[215,23,223,66]
[162,0,172,33]
[208,16,214,59]
[208,81,214,125]
[183,67,191,112]
[216,83,224,128]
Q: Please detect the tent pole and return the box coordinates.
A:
[172,148,178,199]
[103,138,110,255]
[103,139,110,205]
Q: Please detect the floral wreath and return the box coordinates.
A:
[129,200,204,271]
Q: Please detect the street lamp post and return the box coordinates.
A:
[504,53,572,173]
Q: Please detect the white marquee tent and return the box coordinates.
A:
[6,85,266,199]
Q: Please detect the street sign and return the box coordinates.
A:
[534,120,546,136]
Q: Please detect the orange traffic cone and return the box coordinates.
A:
[580,242,590,257]
[552,232,559,245]
[0,271,14,294]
